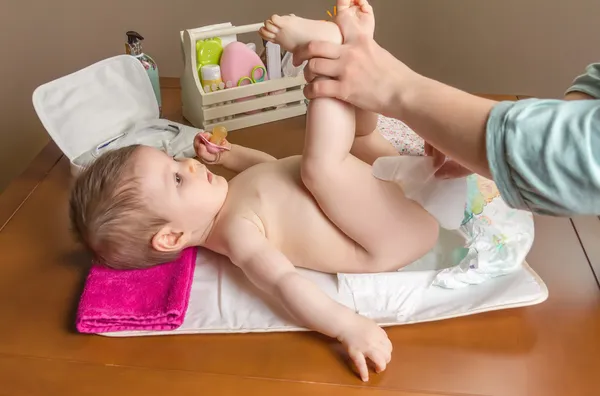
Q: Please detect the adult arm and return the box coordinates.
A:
[484,65,600,216]
[295,39,600,215]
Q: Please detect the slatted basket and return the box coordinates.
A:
[180,23,307,131]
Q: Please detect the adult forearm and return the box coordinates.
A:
[390,75,497,179]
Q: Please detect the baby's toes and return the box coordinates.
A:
[262,18,280,35]
[268,14,285,29]
[259,27,275,41]
[336,0,352,12]
[360,2,374,15]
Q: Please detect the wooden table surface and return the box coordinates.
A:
[0,82,598,396]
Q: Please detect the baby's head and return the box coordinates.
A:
[69,144,227,269]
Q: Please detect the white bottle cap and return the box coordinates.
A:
[201,64,222,81]
[245,42,257,53]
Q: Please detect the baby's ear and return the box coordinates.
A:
[151,226,189,252]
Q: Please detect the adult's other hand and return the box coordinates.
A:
[424,142,473,179]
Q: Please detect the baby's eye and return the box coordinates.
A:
[175,173,182,186]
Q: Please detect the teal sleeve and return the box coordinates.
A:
[486,98,600,216]
[565,63,600,98]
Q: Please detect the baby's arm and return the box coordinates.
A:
[225,218,391,381]
[195,132,276,173]
[218,144,276,173]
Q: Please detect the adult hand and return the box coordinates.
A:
[293,36,417,117]
[424,142,473,179]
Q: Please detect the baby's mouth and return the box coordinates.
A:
[207,171,213,184]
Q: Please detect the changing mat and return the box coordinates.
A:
[103,119,547,337]
[103,230,546,337]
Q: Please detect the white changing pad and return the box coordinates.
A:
[104,227,547,337]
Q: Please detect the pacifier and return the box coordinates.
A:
[196,125,231,154]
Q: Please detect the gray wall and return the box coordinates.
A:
[1,0,597,191]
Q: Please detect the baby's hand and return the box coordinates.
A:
[194,132,231,165]
[337,315,392,382]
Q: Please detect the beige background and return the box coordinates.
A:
[0,0,598,192]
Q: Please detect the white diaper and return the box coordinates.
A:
[372,153,535,289]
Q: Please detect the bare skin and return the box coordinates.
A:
[136,0,438,382]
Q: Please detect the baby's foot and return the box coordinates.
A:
[259,14,342,53]
[335,0,375,42]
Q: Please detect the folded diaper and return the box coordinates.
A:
[76,247,197,333]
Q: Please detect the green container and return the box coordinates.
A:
[126,31,162,115]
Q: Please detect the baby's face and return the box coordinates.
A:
[133,146,228,237]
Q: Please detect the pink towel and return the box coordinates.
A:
[76,247,197,334]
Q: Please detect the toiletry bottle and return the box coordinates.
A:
[196,37,223,69]
[126,31,162,115]
[200,64,223,93]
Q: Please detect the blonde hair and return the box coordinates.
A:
[69,145,180,269]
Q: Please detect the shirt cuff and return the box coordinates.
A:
[485,101,530,211]
[564,63,600,99]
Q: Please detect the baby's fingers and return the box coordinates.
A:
[377,341,392,364]
[348,348,369,382]
[367,349,388,374]
[194,132,210,149]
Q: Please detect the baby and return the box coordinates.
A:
[69,0,438,381]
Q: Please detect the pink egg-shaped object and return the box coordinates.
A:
[220,42,269,88]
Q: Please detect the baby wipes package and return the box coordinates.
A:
[32,55,202,176]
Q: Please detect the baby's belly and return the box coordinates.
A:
[277,203,364,273]
[235,157,366,273]
[263,175,363,271]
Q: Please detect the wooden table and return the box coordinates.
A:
[1,82,598,396]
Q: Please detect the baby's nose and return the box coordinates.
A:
[187,159,199,174]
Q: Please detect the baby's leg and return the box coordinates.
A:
[302,90,438,270]
[351,109,400,166]
[263,7,438,269]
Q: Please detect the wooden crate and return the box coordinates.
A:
[180,23,307,131]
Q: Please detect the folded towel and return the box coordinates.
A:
[76,247,197,333]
